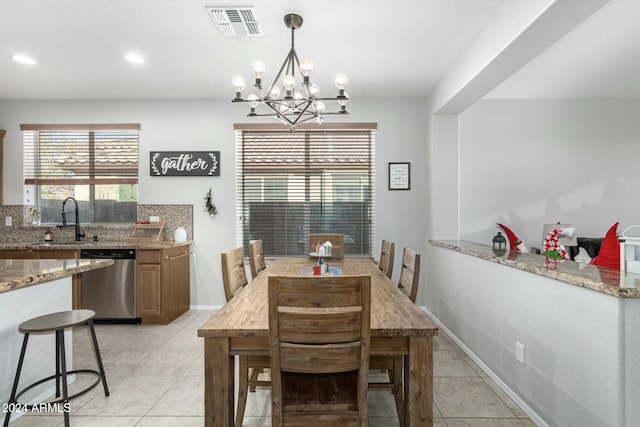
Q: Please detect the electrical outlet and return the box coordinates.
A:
[5,216,12,226]
[516,342,525,365]
[149,216,160,222]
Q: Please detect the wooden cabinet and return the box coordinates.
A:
[136,245,190,324]
[36,249,79,260]
[0,249,35,259]
[136,250,162,317]
[0,248,78,260]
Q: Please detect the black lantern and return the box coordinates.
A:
[492,231,507,256]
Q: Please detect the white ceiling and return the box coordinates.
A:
[0,0,637,102]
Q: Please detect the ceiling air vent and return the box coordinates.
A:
[206,6,263,37]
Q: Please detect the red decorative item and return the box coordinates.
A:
[544,257,561,270]
[496,223,528,253]
[542,229,570,260]
[590,222,620,270]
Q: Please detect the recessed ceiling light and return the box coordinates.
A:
[11,54,37,65]
[124,53,144,64]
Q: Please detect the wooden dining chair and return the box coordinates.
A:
[369,246,420,423]
[308,233,345,259]
[398,247,420,303]
[378,239,395,279]
[221,246,271,427]
[268,274,371,427]
[249,239,267,279]
[221,246,249,301]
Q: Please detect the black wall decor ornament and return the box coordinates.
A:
[150,151,220,176]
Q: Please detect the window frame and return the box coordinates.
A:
[21,123,140,225]
[235,123,377,258]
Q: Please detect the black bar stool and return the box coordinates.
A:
[3,309,109,427]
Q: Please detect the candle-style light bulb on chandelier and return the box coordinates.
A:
[232,13,349,131]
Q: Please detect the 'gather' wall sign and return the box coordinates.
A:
[150,151,220,176]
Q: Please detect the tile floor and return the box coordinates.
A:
[7,310,536,426]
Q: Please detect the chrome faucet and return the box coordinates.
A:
[59,196,86,241]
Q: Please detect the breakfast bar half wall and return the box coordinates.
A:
[427,240,640,427]
[0,258,113,417]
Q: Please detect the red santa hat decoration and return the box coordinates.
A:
[497,223,528,253]
[590,222,620,270]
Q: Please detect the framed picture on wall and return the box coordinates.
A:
[389,162,410,190]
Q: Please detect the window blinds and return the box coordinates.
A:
[21,124,140,185]
[235,123,376,257]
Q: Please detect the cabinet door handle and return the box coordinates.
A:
[165,252,190,261]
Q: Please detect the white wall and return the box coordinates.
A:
[459,99,640,248]
[0,97,427,307]
[430,115,460,241]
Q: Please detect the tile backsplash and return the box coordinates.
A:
[138,204,193,242]
[0,204,193,243]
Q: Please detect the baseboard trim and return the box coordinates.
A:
[189,305,222,311]
[420,306,548,427]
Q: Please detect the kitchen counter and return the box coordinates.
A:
[430,239,640,298]
[0,241,192,325]
[0,240,191,250]
[0,258,114,294]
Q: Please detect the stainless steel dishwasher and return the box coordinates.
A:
[80,248,138,323]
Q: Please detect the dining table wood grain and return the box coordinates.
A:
[198,257,438,426]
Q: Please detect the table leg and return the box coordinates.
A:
[205,337,235,427]
[393,355,404,427]
[405,336,433,426]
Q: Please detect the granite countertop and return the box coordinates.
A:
[0,240,192,250]
[430,239,640,298]
[0,258,114,294]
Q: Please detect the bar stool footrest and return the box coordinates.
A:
[14,368,107,407]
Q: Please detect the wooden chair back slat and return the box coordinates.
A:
[398,247,420,303]
[221,246,248,302]
[280,342,362,373]
[273,276,363,307]
[309,233,345,259]
[249,239,267,279]
[278,308,363,344]
[378,239,395,279]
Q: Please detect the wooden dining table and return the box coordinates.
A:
[198,257,438,426]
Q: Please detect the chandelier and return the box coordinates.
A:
[231,13,349,130]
